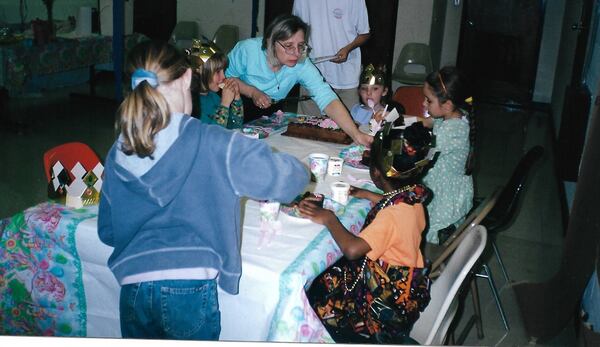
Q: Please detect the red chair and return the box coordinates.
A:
[392,85,426,117]
[43,142,101,182]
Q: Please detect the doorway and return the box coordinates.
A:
[133,0,177,41]
[457,0,543,107]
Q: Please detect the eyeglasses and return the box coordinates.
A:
[276,41,310,56]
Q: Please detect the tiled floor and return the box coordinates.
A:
[0,77,575,345]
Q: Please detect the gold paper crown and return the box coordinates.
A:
[360,64,386,86]
[185,38,221,71]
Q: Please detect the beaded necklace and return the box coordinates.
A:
[343,184,428,293]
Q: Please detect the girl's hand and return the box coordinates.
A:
[251,89,272,109]
[298,199,337,225]
[220,80,236,107]
[349,186,369,199]
[373,108,386,122]
[350,186,383,203]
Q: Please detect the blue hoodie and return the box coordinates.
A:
[98,114,309,294]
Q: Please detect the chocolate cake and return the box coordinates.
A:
[282,116,353,144]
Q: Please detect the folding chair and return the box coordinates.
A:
[410,225,488,345]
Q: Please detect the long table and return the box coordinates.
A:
[1,130,374,341]
[0,33,147,96]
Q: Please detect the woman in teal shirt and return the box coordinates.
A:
[226,14,371,146]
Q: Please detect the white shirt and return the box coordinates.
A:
[293,0,370,89]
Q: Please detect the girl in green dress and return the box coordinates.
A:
[410,66,475,244]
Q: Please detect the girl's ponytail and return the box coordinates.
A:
[117,40,188,158]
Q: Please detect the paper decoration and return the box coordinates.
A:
[48,160,104,207]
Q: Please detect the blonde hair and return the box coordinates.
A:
[263,14,308,67]
[118,40,188,157]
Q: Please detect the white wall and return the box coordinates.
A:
[176,0,265,41]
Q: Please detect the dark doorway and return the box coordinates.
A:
[361,0,399,92]
[457,0,543,107]
[133,0,177,41]
[265,0,294,28]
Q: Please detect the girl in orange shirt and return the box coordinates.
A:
[300,121,434,344]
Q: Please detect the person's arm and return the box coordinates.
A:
[225,131,310,203]
[98,187,114,247]
[227,99,244,129]
[298,200,371,260]
[350,186,382,204]
[324,99,373,146]
[229,77,273,109]
[331,33,371,63]
[407,114,434,128]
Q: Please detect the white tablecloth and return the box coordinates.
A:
[74,132,373,342]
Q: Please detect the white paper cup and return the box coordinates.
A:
[259,201,280,222]
[330,181,351,205]
[327,157,344,176]
[308,153,330,182]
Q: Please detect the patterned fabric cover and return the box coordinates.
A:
[0,33,149,95]
[0,202,96,336]
[266,187,374,342]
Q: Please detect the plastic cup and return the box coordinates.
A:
[308,153,330,182]
[259,201,280,222]
[327,157,344,176]
[330,181,351,205]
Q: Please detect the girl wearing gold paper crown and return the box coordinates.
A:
[410,66,475,245]
[186,39,243,129]
[299,121,433,344]
[350,64,403,126]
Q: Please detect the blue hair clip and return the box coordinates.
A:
[131,69,159,90]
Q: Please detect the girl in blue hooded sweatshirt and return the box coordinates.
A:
[98,40,308,340]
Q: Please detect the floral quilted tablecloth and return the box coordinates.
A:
[266,185,374,342]
[0,202,97,336]
[0,33,148,95]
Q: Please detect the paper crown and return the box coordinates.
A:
[360,64,386,86]
[48,161,104,208]
[374,122,435,179]
[185,38,221,72]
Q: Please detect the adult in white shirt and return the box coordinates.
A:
[293,0,370,116]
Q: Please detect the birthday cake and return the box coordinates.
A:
[282,116,353,144]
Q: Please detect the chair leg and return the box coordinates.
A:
[470,277,485,339]
[491,240,510,284]
[476,263,510,333]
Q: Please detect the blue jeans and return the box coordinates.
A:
[120,279,221,340]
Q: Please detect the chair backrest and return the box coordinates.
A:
[212,24,239,54]
[482,145,544,232]
[170,21,200,50]
[430,187,501,275]
[391,85,426,117]
[392,43,433,85]
[43,142,100,182]
[410,225,488,345]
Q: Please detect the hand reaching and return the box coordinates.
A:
[251,89,272,109]
[353,132,373,147]
[350,186,383,203]
[298,198,337,225]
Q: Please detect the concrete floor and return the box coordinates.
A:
[0,77,575,345]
